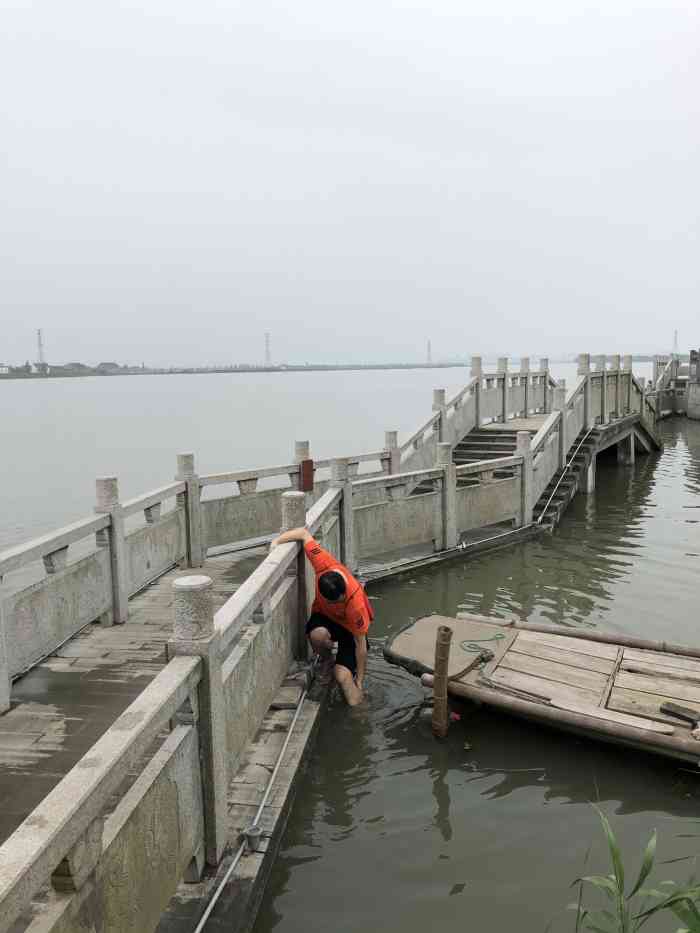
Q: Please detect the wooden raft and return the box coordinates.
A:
[384,614,700,763]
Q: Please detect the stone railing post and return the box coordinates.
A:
[622,355,633,413]
[519,357,530,418]
[95,477,128,625]
[593,355,607,424]
[437,443,458,550]
[432,389,447,442]
[169,575,228,867]
[176,453,204,568]
[498,358,509,424]
[281,491,308,658]
[577,354,592,429]
[610,354,621,418]
[470,356,482,428]
[540,358,550,412]
[294,440,314,495]
[383,431,400,474]
[331,458,354,572]
[553,380,567,469]
[516,432,534,525]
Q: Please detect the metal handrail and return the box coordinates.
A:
[536,426,594,525]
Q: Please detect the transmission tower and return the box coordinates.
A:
[264,332,271,366]
[36,329,48,374]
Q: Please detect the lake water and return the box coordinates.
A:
[8,361,699,933]
[253,413,700,933]
[0,361,624,551]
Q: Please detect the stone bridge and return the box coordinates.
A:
[0,353,664,933]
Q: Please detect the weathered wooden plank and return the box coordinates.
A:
[550,698,675,735]
[490,667,601,707]
[608,687,693,730]
[499,650,608,694]
[622,648,700,676]
[512,634,615,675]
[615,671,700,706]
[513,629,618,661]
[621,660,700,686]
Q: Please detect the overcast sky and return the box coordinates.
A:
[1,1,698,366]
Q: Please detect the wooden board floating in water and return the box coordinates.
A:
[384,613,700,764]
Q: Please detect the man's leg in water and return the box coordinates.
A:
[308,626,335,684]
[334,664,363,706]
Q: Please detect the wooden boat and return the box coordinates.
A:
[384,613,700,764]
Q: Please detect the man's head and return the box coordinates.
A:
[318,570,347,602]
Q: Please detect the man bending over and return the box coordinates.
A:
[270,527,372,706]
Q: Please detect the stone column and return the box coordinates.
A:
[610,354,621,419]
[95,477,128,624]
[553,379,567,470]
[516,432,534,524]
[617,433,635,465]
[433,389,447,443]
[294,440,314,497]
[331,458,354,572]
[540,358,550,412]
[176,453,204,568]
[437,443,457,550]
[169,575,228,867]
[281,491,309,657]
[581,455,596,494]
[594,355,607,424]
[470,356,482,428]
[384,430,400,474]
[498,358,509,424]
[520,357,530,418]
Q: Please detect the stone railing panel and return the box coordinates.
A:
[3,549,112,678]
[456,476,521,531]
[125,509,186,596]
[221,574,298,778]
[479,379,503,423]
[0,656,201,932]
[27,723,205,933]
[532,429,561,502]
[353,489,441,560]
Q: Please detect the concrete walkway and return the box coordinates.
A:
[0,550,265,846]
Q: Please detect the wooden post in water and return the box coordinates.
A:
[432,625,453,738]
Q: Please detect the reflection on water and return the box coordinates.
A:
[254,418,700,933]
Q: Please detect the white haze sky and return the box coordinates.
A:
[1,0,698,366]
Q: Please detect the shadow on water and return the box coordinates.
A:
[254,419,700,933]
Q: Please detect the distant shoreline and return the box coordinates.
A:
[0,356,665,381]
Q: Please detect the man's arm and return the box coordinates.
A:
[270,526,312,548]
[354,633,367,689]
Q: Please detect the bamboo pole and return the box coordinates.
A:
[432,625,453,738]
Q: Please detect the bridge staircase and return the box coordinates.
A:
[533,428,599,530]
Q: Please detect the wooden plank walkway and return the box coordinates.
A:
[0,550,264,846]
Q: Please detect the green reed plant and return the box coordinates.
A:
[571,806,700,932]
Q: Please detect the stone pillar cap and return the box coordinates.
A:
[173,575,212,591]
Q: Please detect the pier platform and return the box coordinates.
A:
[0,551,264,847]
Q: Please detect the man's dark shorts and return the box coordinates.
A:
[306,612,368,676]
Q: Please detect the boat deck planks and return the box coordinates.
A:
[496,648,609,694]
[511,635,616,676]
[385,613,700,763]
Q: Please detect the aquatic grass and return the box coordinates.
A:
[569,806,700,932]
